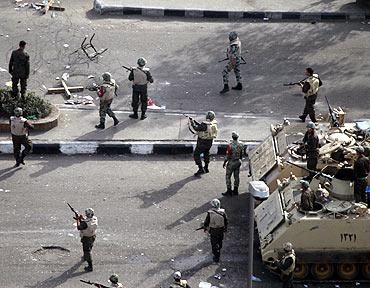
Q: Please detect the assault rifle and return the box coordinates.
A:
[80,279,109,288]
[182,113,193,120]
[67,203,82,220]
[195,226,206,231]
[122,65,133,72]
[325,96,339,128]
[286,161,333,180]
[218,55,247,64]
[283,77,307,87]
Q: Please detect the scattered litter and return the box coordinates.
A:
[6,81,12,87]
[87,75,95,79]
[5,190,11,193]
[335,285,340,288]
[42,85,47,91]
[263,17,269,21]
[103,197,106,201]
[221,268,226,272]
[303,285,309,288]
[170,258,175,262]
[0,189,3,192]
[251,275,262,282]
[27,28,31,31]
[5,35,9,38]
[55,77,60,80]
[213,274,222,280]
[197,249,203,252]
[0,67,7,72]
[63,44,69,48]
[147,98,165,110]
[356,282,361,286]
[199,282,211,288]
[65,65,70,70]
[31,3,41,10]
[51,11,56,18]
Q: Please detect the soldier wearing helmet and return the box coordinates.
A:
[76,207,98,272]
[9,40,30,99]
[108,274,124,287]
[95,72,119,129]
[220,31,243,94]
[203,198,228,263]
[301,121,320,180]
[170,271,191,288]
[298,67,321,123]
[299,180,315,211]
[10,107,34,167]
[188,111,218,176]
[222,131,244,197]
[128,57,154,120]
[274,242,296,288]
[353,146,370,204]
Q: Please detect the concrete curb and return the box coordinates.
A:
[93,0,370,21]
[0,140,260,155]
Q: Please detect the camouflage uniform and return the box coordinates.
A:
[225,140,244,193]
[9,43,30,98]
[222,42,242,85]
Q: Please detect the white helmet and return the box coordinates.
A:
[173,271,181,280]
[14,107,23,117]
[283,242,293,252]
[211,198,221,209]
[85,208,94,218]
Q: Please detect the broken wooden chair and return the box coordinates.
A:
[80,33,108,60]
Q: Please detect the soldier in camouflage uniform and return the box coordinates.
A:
[9,40,30,99]
[220,32,242,94]
[222,131,244,196]
[95,72,119,129]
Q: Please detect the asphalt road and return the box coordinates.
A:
[0,1,369,120]
[0,155,362,288]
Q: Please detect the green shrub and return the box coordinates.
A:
[0,88,52,119]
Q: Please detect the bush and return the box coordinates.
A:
[0,88,52,119]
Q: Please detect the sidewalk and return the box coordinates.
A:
[0,107,303,155]
[93,0,370,20]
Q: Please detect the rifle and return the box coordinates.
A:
[218,56,247,64]
[67,203,81,220]
[286,161,333,180]
[283,77,307,87]
[325,96,339,127]
[195,226,206,231]
[122,65,133,72]
[80,280,109,288]
[182,113,193,120]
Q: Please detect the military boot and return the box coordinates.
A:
[203,164,209,173]
[232,82,243,90]
[84,261,93,272]
[113,116,119,126]
[220,84,229,94]
[129,112,139,119]
[194,165,205,177]
[232,187,239,196]
[222,188,233,197]
[298,115,306,122]
[95,122,105,129]
[20,152,26,165]
[140,112,147,120]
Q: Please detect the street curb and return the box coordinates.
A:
[93,0,370,21]
[0,140,260,155]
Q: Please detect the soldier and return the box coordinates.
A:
[222,131,244,197]
[9,40,30,99]
[353,146,370,203]
[10,107,33,167]
[170,271,191,288]
[128,57,154,120]
[108,274,124,288]
[275,242,296,288]
[76,208,98,272]
[302,122,320,180]
[95,72,119,129]
[299,180,315,211]
[298,68,321,123]
[220,31,242,94]
[188,111,218,176]
[203,199,228,263]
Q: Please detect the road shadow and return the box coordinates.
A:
[133,175,199,208]
[25,260,85,288]
[0,165,21,182]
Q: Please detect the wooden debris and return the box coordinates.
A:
[35,2,65,12]
[47,86,84,94]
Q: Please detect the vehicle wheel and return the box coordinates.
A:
[361,263,370,279]
[311,263,334,280]
[337,263,359,280]
[294,263,310,279]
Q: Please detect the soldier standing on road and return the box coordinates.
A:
[76,208,98,272]
[220,31,242,94]
[10,107,33,167]
[188,111,218,176]
[203,199,228,263]
[95,72,119,129]
[222,131,244,197]
[298,68,321,123]
[9,40,30,99]
[128,57,154,120]
[170,271,191,288]
[302,122,320,180]
[275,242,296,288]
[299,180,315,211]
[353,146,370,203]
